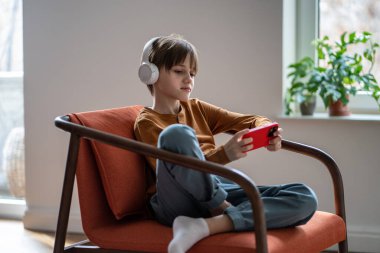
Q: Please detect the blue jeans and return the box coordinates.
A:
[150,124,318,231]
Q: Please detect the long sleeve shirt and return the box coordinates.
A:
[134,98,272,194]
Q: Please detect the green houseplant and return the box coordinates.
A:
[285,56,320,115]
[285,31,380,116]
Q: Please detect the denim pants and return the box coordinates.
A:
[150,124,318,231]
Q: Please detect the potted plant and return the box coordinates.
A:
[285,31,380,116]
[285,57,320,115]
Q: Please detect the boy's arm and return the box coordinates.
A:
[196,100,272,135]
[196,100,274,164]
[204,145,231,165]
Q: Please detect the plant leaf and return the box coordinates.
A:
[349,32,356,43]
[340,32,347,45]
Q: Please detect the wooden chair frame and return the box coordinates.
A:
[53,115,348,253]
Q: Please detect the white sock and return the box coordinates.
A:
[168,216,210,253]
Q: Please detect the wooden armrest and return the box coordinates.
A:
[281,140,346,220]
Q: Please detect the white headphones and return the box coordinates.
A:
[138,37,160,85]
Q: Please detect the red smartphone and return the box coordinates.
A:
[242,122,279,151]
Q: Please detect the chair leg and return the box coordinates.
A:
[53,134,80,253]
[339,239,348,253]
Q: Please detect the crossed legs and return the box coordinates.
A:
[150,124,318,252]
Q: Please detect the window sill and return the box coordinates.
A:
[277,113,380,122]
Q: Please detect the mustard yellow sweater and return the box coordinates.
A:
[134,98,272,172]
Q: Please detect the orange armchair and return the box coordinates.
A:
[53,105,347,253]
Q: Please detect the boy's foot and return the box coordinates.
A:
[168,216,210,253]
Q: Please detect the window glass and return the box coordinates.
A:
[319,0,380,85]
[0,0,24,202]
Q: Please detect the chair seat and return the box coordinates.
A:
[86,211,346,253]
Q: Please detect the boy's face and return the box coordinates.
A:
[154,54,196,103]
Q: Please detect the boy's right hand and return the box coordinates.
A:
[223,129,253,162]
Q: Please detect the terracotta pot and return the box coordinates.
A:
[328,99,351,116]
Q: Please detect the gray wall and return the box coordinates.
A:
[23,1,380,252]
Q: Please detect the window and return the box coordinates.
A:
[0,0,25,218]
[319,0,380,113]
[283,0,380,115]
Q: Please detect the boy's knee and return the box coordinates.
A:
[296,184,318,217]
[158,124,200,155]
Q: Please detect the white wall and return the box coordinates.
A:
[23,0,380,252]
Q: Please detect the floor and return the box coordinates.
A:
[0,219,86,253]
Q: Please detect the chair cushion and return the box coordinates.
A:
[86,211,346,253]
[70,105,146,219]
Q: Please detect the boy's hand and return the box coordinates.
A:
[223,129,252,162]
[266,127,283,151]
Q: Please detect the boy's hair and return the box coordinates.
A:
[145,34,199,95]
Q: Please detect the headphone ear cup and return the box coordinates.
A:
[138,62,159,84]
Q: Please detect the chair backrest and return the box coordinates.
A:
[69,105,147,232]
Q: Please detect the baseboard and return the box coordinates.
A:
[23,206,84,233]
[347,225,380,253]
[0,199,26,219]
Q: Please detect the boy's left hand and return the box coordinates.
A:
[266,127,283,151]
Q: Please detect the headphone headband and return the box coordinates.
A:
[141,37,159,64]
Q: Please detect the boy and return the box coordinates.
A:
[134,34,317,253]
